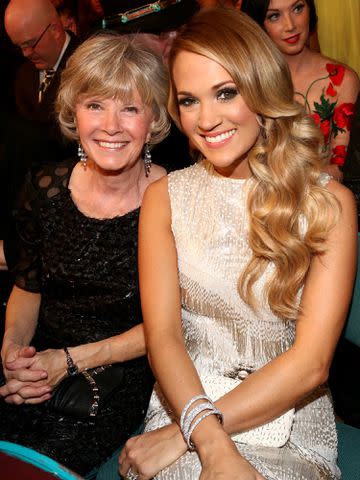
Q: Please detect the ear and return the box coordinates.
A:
[146,118,156,144]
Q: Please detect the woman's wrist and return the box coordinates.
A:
[189,415,229,459]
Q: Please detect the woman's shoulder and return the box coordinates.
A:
[16,158,76,212]
[319,55,360,96]
[30,158,76,196]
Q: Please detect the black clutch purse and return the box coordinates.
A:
[47,364,125,420]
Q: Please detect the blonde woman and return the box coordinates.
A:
[119,9,357,480]
[0,34,169,477]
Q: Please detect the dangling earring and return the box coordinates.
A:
[78,143,88,169]
[144,143,152,177]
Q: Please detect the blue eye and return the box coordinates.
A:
[294,2,305,13]
[86,102,102,111]
[217,88,238,101]
[178,96,197,108]
[123,106,139,114]
[266,12,280,22]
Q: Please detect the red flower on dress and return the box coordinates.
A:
[326,82,337,97]
[326,63,345,86]
[333,103,355,130]
[331,145,347,166]
[319,119,331,143]
[310,112,321,125]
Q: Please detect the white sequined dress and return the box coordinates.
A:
[144,161,340,480]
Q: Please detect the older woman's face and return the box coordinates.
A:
[75,91,153,173]
[263,0,310,56]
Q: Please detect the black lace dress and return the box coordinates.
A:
[0,159,154,476]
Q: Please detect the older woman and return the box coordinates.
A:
[0,33,169,477]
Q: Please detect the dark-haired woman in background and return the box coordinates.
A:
[241,0,359,181]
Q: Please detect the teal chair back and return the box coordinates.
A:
[0,441,82,479]
[336,232,360,480]
[343,232,360,347]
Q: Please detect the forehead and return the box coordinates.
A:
[173,51,233,91]
[268,0,304,8]
[6,15,44,45]
[78,87,145,105]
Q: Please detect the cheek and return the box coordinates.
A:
[264,22,281,43]
[179,110,197,136]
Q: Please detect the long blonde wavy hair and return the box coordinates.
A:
[168,8,339,319]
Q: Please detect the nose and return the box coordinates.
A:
[21,45,33,58]
[103,107,122,135]
[197,101,222,132]
[283,12,296,31]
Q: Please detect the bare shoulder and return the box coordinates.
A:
[326,179,357,217]
[341,66,360,96]
[141,175,170,218]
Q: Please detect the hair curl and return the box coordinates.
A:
[168,8,339,319]
[56,32,170,146]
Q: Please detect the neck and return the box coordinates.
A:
[284,46,312,75]
[88,160,144,199]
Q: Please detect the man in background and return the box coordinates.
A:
[0,0,79,320]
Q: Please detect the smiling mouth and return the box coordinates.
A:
[205,129,236,144]
[98,141,127,149]
[283,34,300,44]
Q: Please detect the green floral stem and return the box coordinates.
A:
[295,73,331,113]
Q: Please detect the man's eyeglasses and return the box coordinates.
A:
[18,23,52,52]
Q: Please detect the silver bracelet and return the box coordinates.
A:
[182,401,214,436]
[185,407,224,450]
[180,394,212,431]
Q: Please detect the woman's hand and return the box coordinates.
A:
[2,343,47,382]
[6,348,67,389]
[119,423,187,479]
[199,433,265,480]
[0,347,67,404]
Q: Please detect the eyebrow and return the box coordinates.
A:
[177,80,235,96]
[267,0,301,11]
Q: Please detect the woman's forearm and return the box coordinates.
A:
[65,323,147,372]
[2,286,40,359]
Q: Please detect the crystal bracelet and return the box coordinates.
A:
[180,394,212,431]
[182,401,214,436]
[185,407,224,450]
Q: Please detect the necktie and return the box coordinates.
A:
[38,69,55,103]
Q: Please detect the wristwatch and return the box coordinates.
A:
[63,347,79,377]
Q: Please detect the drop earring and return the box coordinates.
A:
[78,143,88,169]
[144,143,152,177]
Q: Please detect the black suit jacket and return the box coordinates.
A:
[14,32,79,146]
[0,33,80,268]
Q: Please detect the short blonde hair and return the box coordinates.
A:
[57,32,170,145]
[168,9,339,319]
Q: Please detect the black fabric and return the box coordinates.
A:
[0,159,154,476]
[1,33,80,271]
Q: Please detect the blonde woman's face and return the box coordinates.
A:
[264,0,310,56]
[173,50,259,179]
[75,91,153,173]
